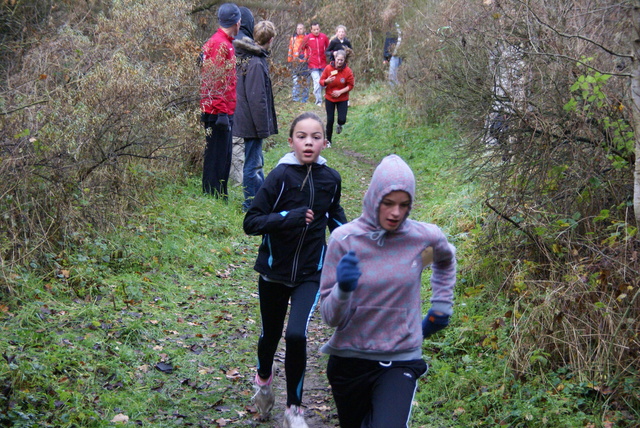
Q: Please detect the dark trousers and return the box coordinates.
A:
[242,138,264,212]
[325,99,348,143]
[201,113,233,197]
[327,355,428,428]
[257,276,320,407]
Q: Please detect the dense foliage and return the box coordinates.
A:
[1,0,638,425]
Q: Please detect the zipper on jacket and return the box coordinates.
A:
[290,167,316,283]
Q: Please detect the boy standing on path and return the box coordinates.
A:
[383,23,403,86]
[301,22,329,106]
[200,3,241,198]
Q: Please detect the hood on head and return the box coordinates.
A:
[236,7,255,40]
[361,154,415,230]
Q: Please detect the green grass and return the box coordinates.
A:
[1,84,635,427]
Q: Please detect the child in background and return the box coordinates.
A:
[243,112,348,427]
[326,25,353,62]
[320,50,354,146]
[319,154,457,428]
[301,22,330,106]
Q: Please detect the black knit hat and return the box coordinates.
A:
[218,3,241,28]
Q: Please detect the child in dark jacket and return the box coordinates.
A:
[326,25,353,62]
[319,154,456,428]
[243,111,347,427]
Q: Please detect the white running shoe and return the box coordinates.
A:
[283,405,309,428]
[252,372,274,421]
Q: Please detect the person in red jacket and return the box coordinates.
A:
[301,21,329,106]
[320,50,354,146]
[200,3,241,198]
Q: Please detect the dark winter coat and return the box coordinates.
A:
[383,34,398,62]
[243,153,348,285]
[326,37,353,62]
[232,37,278,139]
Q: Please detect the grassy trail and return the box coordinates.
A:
[0,85,477,427]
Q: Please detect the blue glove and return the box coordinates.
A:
[336,251,361,292]
[422,309,450,338]
[215,113,229,129]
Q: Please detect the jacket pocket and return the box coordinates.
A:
[337,306,410,352]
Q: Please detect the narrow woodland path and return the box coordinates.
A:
[258,314,337,427]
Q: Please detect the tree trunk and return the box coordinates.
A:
[633,3,640,225]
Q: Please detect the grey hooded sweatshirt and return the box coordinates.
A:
[320,154,456,361]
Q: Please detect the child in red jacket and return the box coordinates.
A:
[320,50,354,146]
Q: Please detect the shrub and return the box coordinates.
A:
[1,0,201,278]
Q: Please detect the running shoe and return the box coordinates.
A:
[283,405,309,428]
[336,124,342,134]
[252,372,274,421]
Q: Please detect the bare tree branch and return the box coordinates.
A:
[524,51,632,77]
[519,0,634,60]
[0,100,48,115]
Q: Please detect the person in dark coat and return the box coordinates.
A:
[383,23,402,86]
[326,25,353,62]
[236,6,254,40]
[233,20,279,212]
[229,6,256,186]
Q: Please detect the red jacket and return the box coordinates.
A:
[200,28,237,115]
[302,32,329,69]
[320,64,354,103]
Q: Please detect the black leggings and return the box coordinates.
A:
[327,355,428,428]
[256,276,320,406]
[325,99,348,143]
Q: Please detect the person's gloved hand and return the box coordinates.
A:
[336,250,361,292]
[215,113,229,129]
[422,309,450,338]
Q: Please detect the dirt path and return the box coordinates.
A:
[250,313,339,427]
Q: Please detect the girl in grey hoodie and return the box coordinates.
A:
[320,154,456,427]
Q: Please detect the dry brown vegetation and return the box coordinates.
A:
[1,0,202,271]
[1,0,638,420]
[398,0,639,414]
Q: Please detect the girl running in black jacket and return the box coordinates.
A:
[243,111,347,427]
